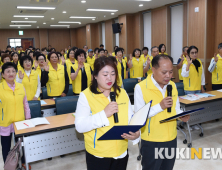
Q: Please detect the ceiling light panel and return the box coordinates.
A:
[11,21,37,23]
[13,15,44,18]
[86,9,118,12]
[69,16,96,19]
[17,6,55,10]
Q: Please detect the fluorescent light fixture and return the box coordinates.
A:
[51,18,54,20]
[43,22,46,24]
[111,13,115,15]
[50,25,70,27]
[25,18,28,19]
[139,4,144,7]
[104,15,106,17]
[92,19,95,20]
[81,0,86,3]
[18,27,20,28]
[13,15,44,18]
[62,11,67,13]
[17,6,55,10]
[86,9,118,12]
[37,26,39,28]
[10,25,31,27]
[58,21,81,24]
[70,16,96,19]
[11,21,37,23]
[136,0,151,1]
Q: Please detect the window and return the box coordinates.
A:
[9,39,21,48]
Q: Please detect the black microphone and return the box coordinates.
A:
[167,85,172,113]
[110,92,119,123]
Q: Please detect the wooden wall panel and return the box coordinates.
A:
[70,29,77,47]
[39,29,48,49]
[126,14,135,55]
[119,15,127,54]
[188,0,206,59]
[48,29,71,51]
[91,23,100,50]
[105,19,115,53]
[214,0,222,52]
[76,26,86,49]
[183,2,188,46]
[151,7,167,48]
[86,24,91,48]
[0,29,40,50]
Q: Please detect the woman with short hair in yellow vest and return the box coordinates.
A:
[75,56,139,170]
[86,49,95,71]
[41,52,69,97]
[11,52,21,70]
[109,56,123,87]
[70,49,93,95]
[135,54,190,170]
[128,48,144,78]
[182,46,205,94]
[112,46,118,57]
[141,47,151,62]
[0,62,31,168]
[94,47,99,59]
[177,46,189,82]
[116,47,128,80]
[65,47,77,84]
[16,55,41,101]
[0,54,11,83]
[28,51,36,68]
[33,53,47,83]
[159,44,168,55]
[208,43,222,90]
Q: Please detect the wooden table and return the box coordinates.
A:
[41,99,55,107]
[179,90,222,148]
[14,113,85,170]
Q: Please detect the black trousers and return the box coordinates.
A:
[141,138,177,170]
[212,84,222,90]
[1,133,25,164]
[86,151,129,170]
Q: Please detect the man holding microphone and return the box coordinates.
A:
[135,54,190,170]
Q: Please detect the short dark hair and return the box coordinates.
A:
[1,54,11,63]
[98,49,105,53]
[36,53,46,61]
[183,46,189,52]
[159,44,166,53]
[83,45,88,48]
[218,43,222,49]
[1,62,17,74]
[47,52,59,61]
[105,49,108,53]
[6,45,11,49]
[151,46,158,52]
[56,52,62,57]
[11,52,19,58]
[41,47,47,51]
[187,46,198,56]
[114,46,118,50]
[152,54,173,69]
[28,51,34,56]
[19,52,25,58]
[100,44,104,47]
[108,56,117,65]
[71,46,78,52]
[94,48,99,53]
[90,56,120,96]
[132,48,141,57]
[142,47,149,51]
[75,49,86,60]
[50,48,56,52]
[115,48,123,55]
[20,55,33,68]
[67,49,75,59]
[33,52,40,58]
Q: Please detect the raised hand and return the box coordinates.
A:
[43,62,49,72]
[129,54,133,61]
[186,55,192,65]
[18,70,24,79]
[181,54,184,61]
[61,57,66,65]
[147,57,151,65]
[214,53,218,62]
[34,61,39,69]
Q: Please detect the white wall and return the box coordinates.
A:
[143,12,152,56]
[114,19,119,47]
[171,4,183,64]
[101,22,106,49]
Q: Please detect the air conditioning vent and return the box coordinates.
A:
[19,9,47,14]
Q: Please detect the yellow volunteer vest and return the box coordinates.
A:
[72,63,92,94]
[19,69,39,101]
[86,56,95,71]
[130,57,144,78]
[117,58,127,79]
[117,74,123,87]
[142,55,153,76]
[178,56,187,81]
[123,56,127,63]
[211,54,222,84]
[83,88,129,157]
[159,52,168,55]
[36,66,42,79]
[139,75,177,142]
[46,63,65,96]
[65,59,75,84]
[112,52,115,57]
[64,54,67,60]
[183,58,203,91]
[0,81,25,127]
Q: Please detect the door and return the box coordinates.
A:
[21,39,34,51]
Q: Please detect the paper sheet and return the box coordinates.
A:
[40,100,47,105]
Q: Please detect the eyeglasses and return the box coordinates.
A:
[191,52,198,55]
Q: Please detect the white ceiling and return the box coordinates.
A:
[0,0,180,29]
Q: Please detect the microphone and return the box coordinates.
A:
[167,85,172,113]
[110,92,119,123]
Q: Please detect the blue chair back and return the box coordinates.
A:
[123,78,138,94]
[28,101,42,118]
[141,77,146,81]
[175,82,185,96]
[55,96,79,115]
[66,84,73,96]
[41,87,50,99]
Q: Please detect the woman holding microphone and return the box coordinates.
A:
[75,56,139,170]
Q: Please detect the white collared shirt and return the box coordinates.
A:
[134,74,183,115]
[75,91,140,159]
